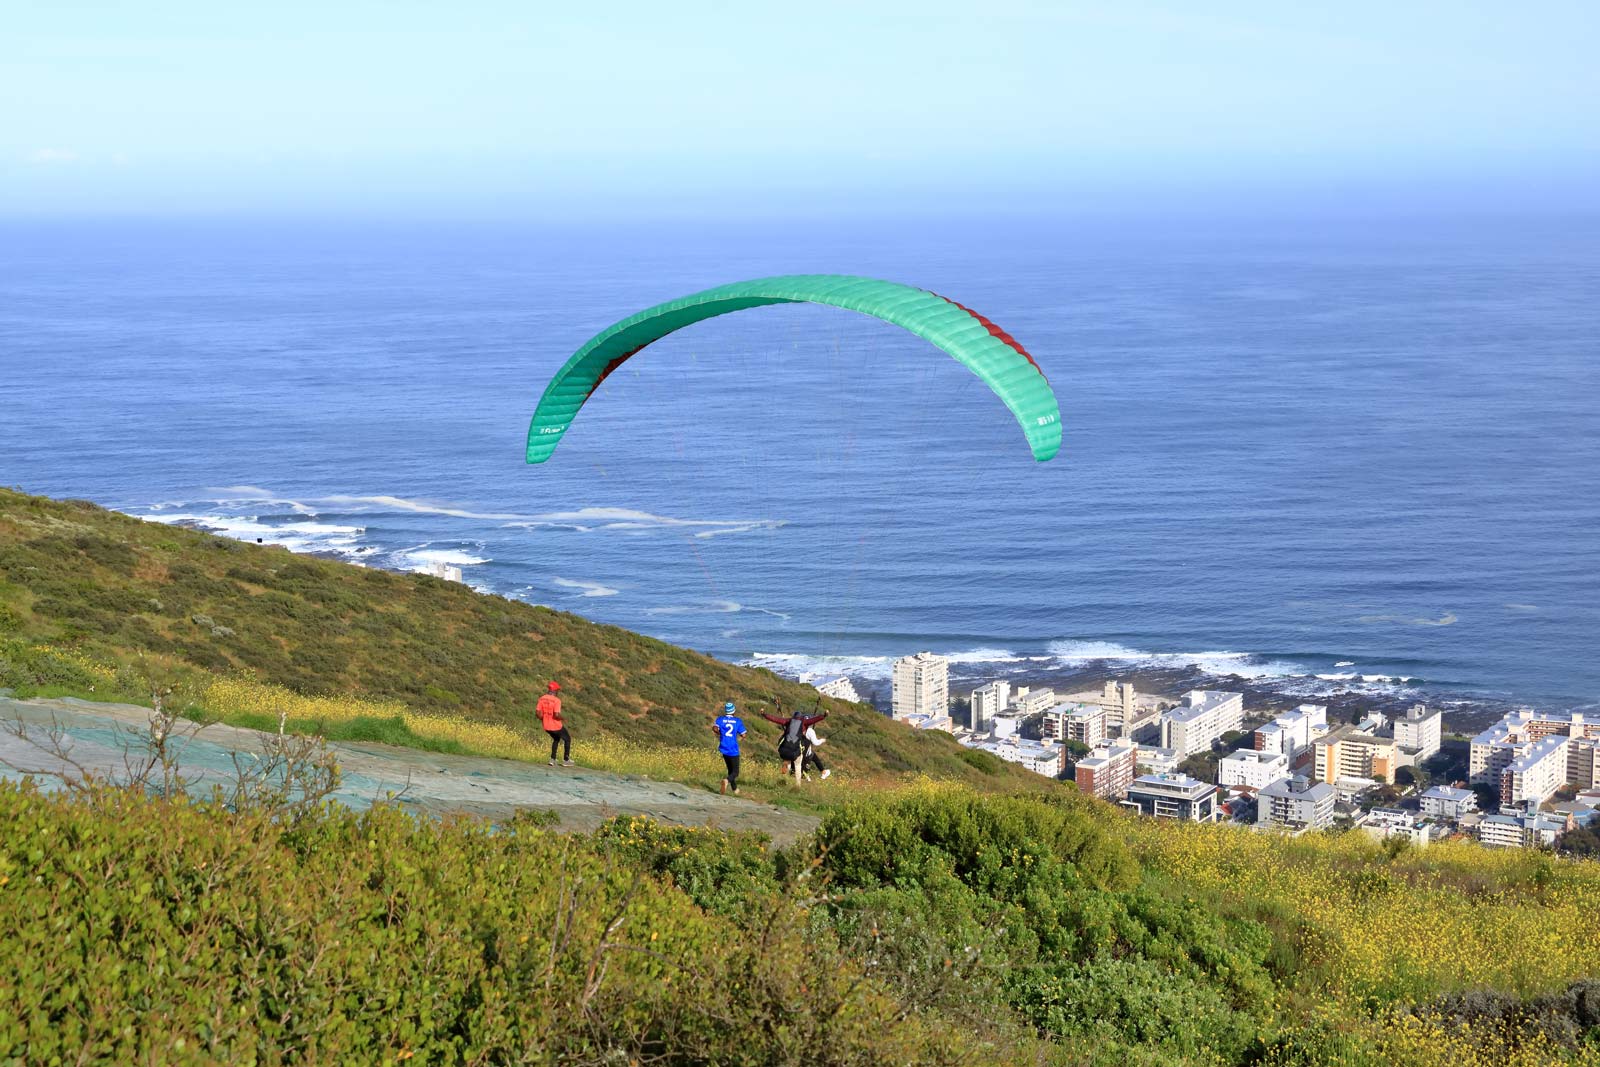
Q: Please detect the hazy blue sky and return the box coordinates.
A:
[4,1,1597,218]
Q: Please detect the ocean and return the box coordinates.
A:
[3,215,1597,715]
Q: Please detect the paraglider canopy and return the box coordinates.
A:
[525,274,1060,464]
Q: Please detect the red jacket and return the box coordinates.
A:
[761,709,827,730]
[536,693,564,731]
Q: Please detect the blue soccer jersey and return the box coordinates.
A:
[715,714,746,756]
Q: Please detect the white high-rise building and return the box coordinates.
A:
[1218,749,1289,790]
[1501,736,1571,807]
[1160,690,1245,758]
[892,652,949,723]
[1393,704,1442,761]
[1042,702,1105,745]
[1471,709,1600,785]
[969,681,1011,733]
[1012,687,1058,717]
[1254,704,1327,760]
[1097,681,1137,731]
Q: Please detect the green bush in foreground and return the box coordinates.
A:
[0,782,1013,1066]
[4,775,1599,1066]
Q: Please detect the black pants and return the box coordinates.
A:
[722,754,741,789]
[802,747,826,774]
[546,727,571,761]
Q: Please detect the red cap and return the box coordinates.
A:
[547,681,561,692]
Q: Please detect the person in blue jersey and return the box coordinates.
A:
[713,701,747,795]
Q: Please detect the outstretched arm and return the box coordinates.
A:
[801,710,829,728]
[759,712,788,727]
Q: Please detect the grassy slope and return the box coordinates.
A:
[0,487,1035,793]
[4,489,1600,1064]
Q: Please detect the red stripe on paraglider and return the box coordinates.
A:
[931,293,1046,382]
[588,343,648,398]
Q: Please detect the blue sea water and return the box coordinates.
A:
[2,216,1597,711]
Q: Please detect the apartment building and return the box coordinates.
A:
[1501,735,1571,807]
[892,652,949,723]
[1256,775,1336,833]
[1123,773,1219,822]
[1419,785,1477,819]
[1012,686,1057,718]
[1479,811,1571,849]
[1573,738,1600,790]
[1392,703,1443,762]
[1159,690,1244,758]
[1471,709,1600,784]
[1135,745,1180,775]
[965,735,1065,777]
[1360,807,1437,848]
[1073,738,1138,801]
[1096,680,1137,731]
[1217,749,1289,790]
[1044,702,1106,746]
[1253,704,1327,759]
[1313,725,1397,785]
[969,680,1010,733]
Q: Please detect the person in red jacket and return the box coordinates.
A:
[537,681,572,766]
[760,701,828,777]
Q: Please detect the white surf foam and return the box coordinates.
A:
[551,577,620,598]
[943,647,1026,665]
[397,547,490,569]
[1357,611,1458,627]
[1042,641,1303,679]
[648,600,791,620]
[142,512,367,557]
[163,489,787,540]
[504,507,786,538]
[747,652,894,681]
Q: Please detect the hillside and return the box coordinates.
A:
[0,487,1034,793]
[4,489,1600,1065]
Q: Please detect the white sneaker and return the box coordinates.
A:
[563,759,574,767]
[821,769,832,780]
[548,759,556,766]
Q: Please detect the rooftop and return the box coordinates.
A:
[1051,701,1104,720]
[1129,772,1216,797]
[1421,785,1475,802]
[1315,724,1394,748]
[1473,707,1600,746]
[967,736,1062,761]
[1166,690,1243,724]
[1505,734,1571,774]
[1077,739,1138,766]
[1222,750,1287,766]
[1259,777,1334,802]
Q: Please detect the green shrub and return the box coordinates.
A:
[0,782,1011,1065]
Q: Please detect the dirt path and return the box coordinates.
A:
[0,695,819,845]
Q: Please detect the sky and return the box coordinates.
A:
[3,0,1598,219]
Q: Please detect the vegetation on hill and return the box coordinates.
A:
[3,772,1598,1065]
[4,487,1600,1064]
[0,487,1041,796]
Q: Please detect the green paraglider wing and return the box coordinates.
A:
[526,274,1060,463]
